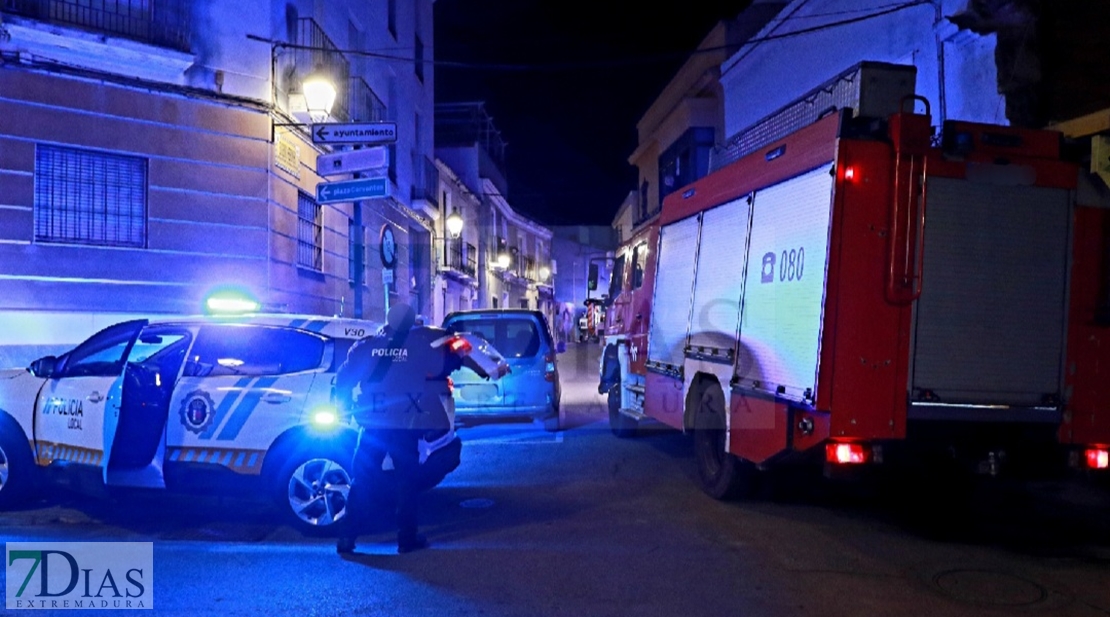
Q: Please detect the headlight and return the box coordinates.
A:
[311,407,338,427]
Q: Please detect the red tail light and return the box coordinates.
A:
[826,442,869,465]
[1085,448,1109,470]
[544,352,556,382]
[448,336,472,354]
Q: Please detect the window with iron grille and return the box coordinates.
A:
[3,0,192,52]
[297,191,323,271]
[34,144,147,247]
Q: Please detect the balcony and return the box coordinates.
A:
[443,241,476,279]
[3,0,191,52]
[276,18,350,121]
[348,77,386,123]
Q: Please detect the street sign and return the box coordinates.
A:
[316,147,389,176]
[312,122,397,145]
[316,177,389,203]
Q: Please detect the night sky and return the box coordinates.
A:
[433,0,753,227]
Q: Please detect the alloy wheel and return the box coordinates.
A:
[286,458,352,527]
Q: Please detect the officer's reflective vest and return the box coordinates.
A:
[335,325,461,430]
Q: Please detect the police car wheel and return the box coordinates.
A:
[276,453,354,535]
[0,417,35,509]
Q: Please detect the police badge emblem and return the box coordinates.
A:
[179,390,216,434]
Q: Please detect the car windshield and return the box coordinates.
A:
[447,317,541,359]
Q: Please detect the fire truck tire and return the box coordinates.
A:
[692,400,755,500]
[0,415,36,509]
[608,386,638,438]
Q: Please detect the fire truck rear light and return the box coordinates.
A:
[448,336,472,354]
[1085,448,1109,470]
[844,166,856,180]
[826,442,868,465]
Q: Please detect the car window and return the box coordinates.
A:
[183,325,326,377]
[631,243,645,289]
[446,317,541,359]
[59,319,146,378]
[609,254,626,300]
[129,331,191,364]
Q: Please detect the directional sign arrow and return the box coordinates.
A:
[316,177,390,204]
[311,122,398,145]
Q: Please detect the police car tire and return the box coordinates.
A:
[269,441,356,537]
[0,416,36,509]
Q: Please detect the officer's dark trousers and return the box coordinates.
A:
[346,428,423,545]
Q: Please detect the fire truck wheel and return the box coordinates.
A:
[693,418,755,500]
[0,416,36,509]
[608,386,638,438]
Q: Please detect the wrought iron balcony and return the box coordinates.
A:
[3,0,192,52]
[348,77,386,123]
[276,18,350,121]
[443,241,476,279]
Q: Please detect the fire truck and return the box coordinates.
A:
[598,63,1110,498]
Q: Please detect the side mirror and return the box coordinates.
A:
[29,356,58,379]
[556,341,567,354]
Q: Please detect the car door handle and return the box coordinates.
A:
[87,391,104,403]
[263,392,291,404]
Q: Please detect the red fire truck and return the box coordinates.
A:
[598,75,1110,499]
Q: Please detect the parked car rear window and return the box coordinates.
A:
[447,317,541,358]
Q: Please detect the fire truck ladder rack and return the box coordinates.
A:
[886,95,932,305]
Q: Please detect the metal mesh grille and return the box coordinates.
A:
[34,144,147,247]
[297,192,322,271]
[710,79,859,172]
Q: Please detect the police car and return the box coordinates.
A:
[0,312,482,535]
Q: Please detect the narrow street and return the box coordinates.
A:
[3,341,1110,616]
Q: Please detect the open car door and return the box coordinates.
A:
[104,325,194,488]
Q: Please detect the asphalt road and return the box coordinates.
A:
[3,341,1110,616]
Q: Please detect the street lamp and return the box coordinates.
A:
[302,71,337,123]
[539,265,551,281]
[496,250,512,270]
[446,209,464,238]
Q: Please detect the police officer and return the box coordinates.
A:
[333,302,462,554]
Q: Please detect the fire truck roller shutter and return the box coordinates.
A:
[735,164,835,402]
[647,215,701,369]
[910,178,1070,410]
[687,195,753,351]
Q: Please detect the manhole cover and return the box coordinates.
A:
[459,498,495,509]
[932,569,1048,607]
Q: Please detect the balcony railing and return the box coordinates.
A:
[348,77,386,123]
[277,18,350,121]
[445,241,476,278]
[411,154,438,205]
[3,0,192,52]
